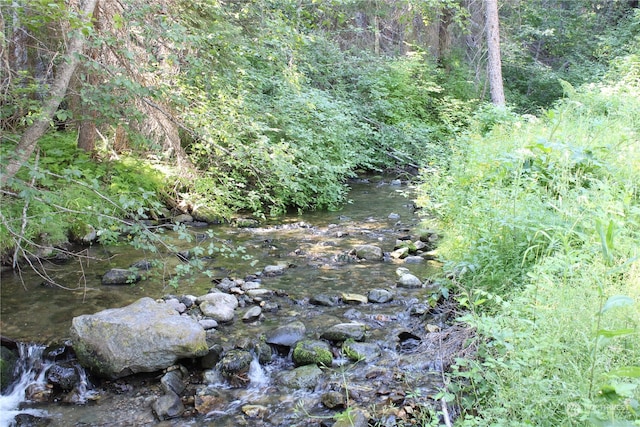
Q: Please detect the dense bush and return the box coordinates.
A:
[0,132,167,254]
[417,75,640,425]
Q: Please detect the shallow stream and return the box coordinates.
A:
[0,176,463,426]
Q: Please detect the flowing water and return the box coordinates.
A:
[0,176,454,426]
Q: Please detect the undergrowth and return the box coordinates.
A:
[417,61,640,425]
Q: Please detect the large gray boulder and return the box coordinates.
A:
[70,297,208,378]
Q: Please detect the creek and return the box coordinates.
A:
[0,176,467,426]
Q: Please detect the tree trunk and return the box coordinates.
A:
[438,6,453,62]
[485,0,505,106]
[0,0,99,187]
[77,0,101,154]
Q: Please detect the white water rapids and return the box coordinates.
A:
[0,344,51,427]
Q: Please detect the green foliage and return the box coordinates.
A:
[417,76,640,424]
[498,0,640,112]
[0,131,167,254]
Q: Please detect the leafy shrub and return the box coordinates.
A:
[418,80,640,425]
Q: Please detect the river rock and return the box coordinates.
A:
[321,322,366,342]
[191,204,222,224]
[292,340,332,367]
[198,292,239,323]
[245,288,274,299]
[235,217,260,228]
[152,391,185,420]
[70,297,208,378]
[218,349,254,386]
[265,321,306,348]
[194,387,226,414]
[46,362,80,391]
[263,264,288,276]
[276,364,323,390]
[242,305,262,322]
[322,391,346,409]
[353,245,384,261]
[309,294,340,307]
[199,319,218,330]
[214,277,236,292]
[69,222,97,244]
[162,298,187,314]
[390,247,410,259]
[342,341,381,362]
[0,346,18,392]
[101,268,142,285]
[200,344,223,369]
[367,288,393,303]
[173,213,193,224]
[397,273,422,288]
[341,292,368,304]
[131,259,153,271]
[242,404,268,418]
[161,366,187,395]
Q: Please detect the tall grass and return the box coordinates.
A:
[417,72,640,425]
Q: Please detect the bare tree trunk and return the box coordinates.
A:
[1,0,98,187]
[485,0,505,106]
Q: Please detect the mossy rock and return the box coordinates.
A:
[292,340,332,367]
[0,346,18,392]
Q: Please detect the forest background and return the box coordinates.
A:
[1,0,640,425]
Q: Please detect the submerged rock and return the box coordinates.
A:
[70,297,208,378]
[101,268,142,285]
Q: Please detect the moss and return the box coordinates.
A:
[293,340,332,367]
[342,339,365,362]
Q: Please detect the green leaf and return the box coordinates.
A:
[595,219,615,265]
[600,295,635,314]
[600,382,637,400]
[608,366,640,378]
[596,328,635,338]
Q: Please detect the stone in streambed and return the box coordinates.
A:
[276,364,323,390]
[353,245,384,261]
[367,288,393,303]
[321,322,366,342]
[70,297,208,378]
[198,292,238,323]
[265,321,306,348]
[292,340,332,367]
[101,268,142,285]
